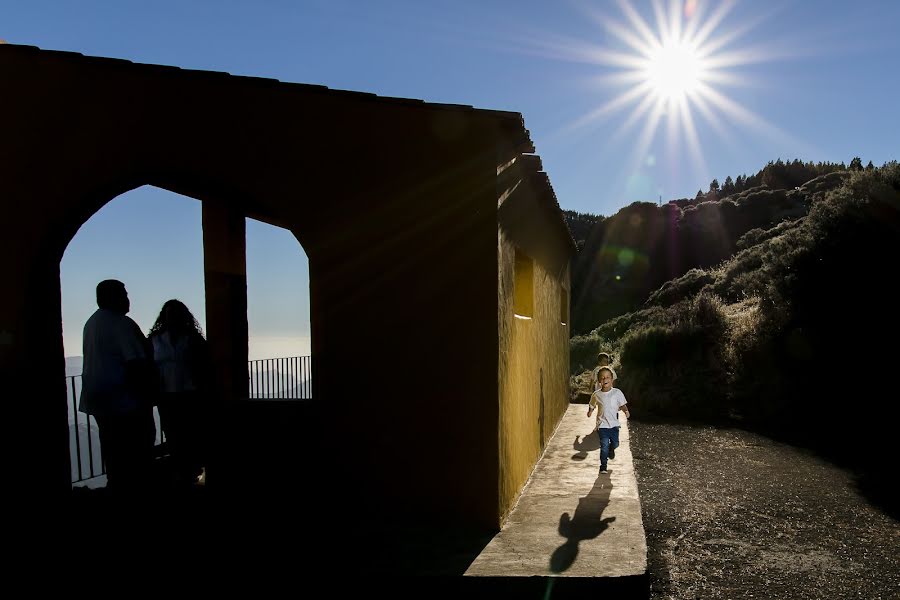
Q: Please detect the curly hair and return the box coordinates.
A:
[148,299,204,339]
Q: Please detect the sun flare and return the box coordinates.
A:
[532,0,799,196]
[643,39,706,101]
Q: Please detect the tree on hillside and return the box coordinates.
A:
[866,160,875,171]
[709,178,720,196]
[562,209,604,247]
[722,176,735,197]
[850,156,863,171]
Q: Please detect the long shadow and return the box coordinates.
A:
[572,428,599,460]
[550,473,615,573]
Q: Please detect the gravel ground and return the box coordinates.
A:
[629,420,900,599]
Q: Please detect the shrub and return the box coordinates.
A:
[618,291,729,419]
[645,268,715,308]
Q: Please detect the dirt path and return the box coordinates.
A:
[629,420,900,599]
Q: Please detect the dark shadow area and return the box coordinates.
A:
[746,419,900,522]
[350,519,498,576]
[550,474,615,573]
[326,574,650,600]
[630,418,898,599]
[61,450,651,598]
[632,412,900,522]
[571,429,599,460]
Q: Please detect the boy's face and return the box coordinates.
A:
[598,371,613,391]
[598,356,609,366]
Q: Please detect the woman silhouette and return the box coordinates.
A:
[148,299,210,486]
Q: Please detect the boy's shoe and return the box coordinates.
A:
[608,448,616,460]
[599,466,608,474]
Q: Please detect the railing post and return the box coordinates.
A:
[70,376,83,482]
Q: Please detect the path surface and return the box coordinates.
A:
[630,420,900,599]
[467,404,646,582]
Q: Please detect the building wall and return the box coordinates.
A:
[497,171,572,523]
[0,45,521,523]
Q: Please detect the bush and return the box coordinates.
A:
[569,334,615,374]
[645,268,715,308]
[619,292,729,419]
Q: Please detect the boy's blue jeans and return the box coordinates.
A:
[598,426,620,470]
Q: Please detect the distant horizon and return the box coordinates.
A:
[64,334,312,364]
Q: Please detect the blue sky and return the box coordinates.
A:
[4,0,897,357]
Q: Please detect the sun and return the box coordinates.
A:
[533,0,797,195]
[642,39,706,101]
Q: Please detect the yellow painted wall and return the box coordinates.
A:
[497,220,571,523]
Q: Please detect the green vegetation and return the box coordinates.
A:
[568,161,860,334]
[562,209,603,252]
[571,162,900,468]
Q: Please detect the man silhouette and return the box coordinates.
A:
[79,280,156,492]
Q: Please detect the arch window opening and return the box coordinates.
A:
[61,186,205,485]
[60,188,314,487]
[245,217,312,399]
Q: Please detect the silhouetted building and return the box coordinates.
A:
[0,44,573,530]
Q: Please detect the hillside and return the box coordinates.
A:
[568,164,852,334]
[570,163,900,487]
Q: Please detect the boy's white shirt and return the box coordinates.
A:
[588,387,627,428]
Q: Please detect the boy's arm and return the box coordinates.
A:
[620,402,631,419]
[587,394,596,416]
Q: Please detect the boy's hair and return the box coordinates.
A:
[597,366,615,378]
[597,352,611,362]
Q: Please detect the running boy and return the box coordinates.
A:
[587,366,630,474]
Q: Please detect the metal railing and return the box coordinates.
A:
[68,355,312,484]
[67,375,102,483]
[248,355,312,399]
[67,375,167,485]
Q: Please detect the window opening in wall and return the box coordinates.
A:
[246,217,312,399]
[514,248,534,319]
[61,186,205,485]
[560,286,569,325]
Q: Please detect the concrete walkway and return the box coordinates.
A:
[465,403,647,589]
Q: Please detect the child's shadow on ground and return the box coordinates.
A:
[572,431,599,460]
[550,475,615,572]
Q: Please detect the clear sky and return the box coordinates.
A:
[4,0,898,357]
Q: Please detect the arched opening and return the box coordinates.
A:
[246,217,312,399]
[61,186,205,486]
[60,186,314,488]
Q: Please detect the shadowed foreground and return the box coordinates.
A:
[631,420,900,599]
